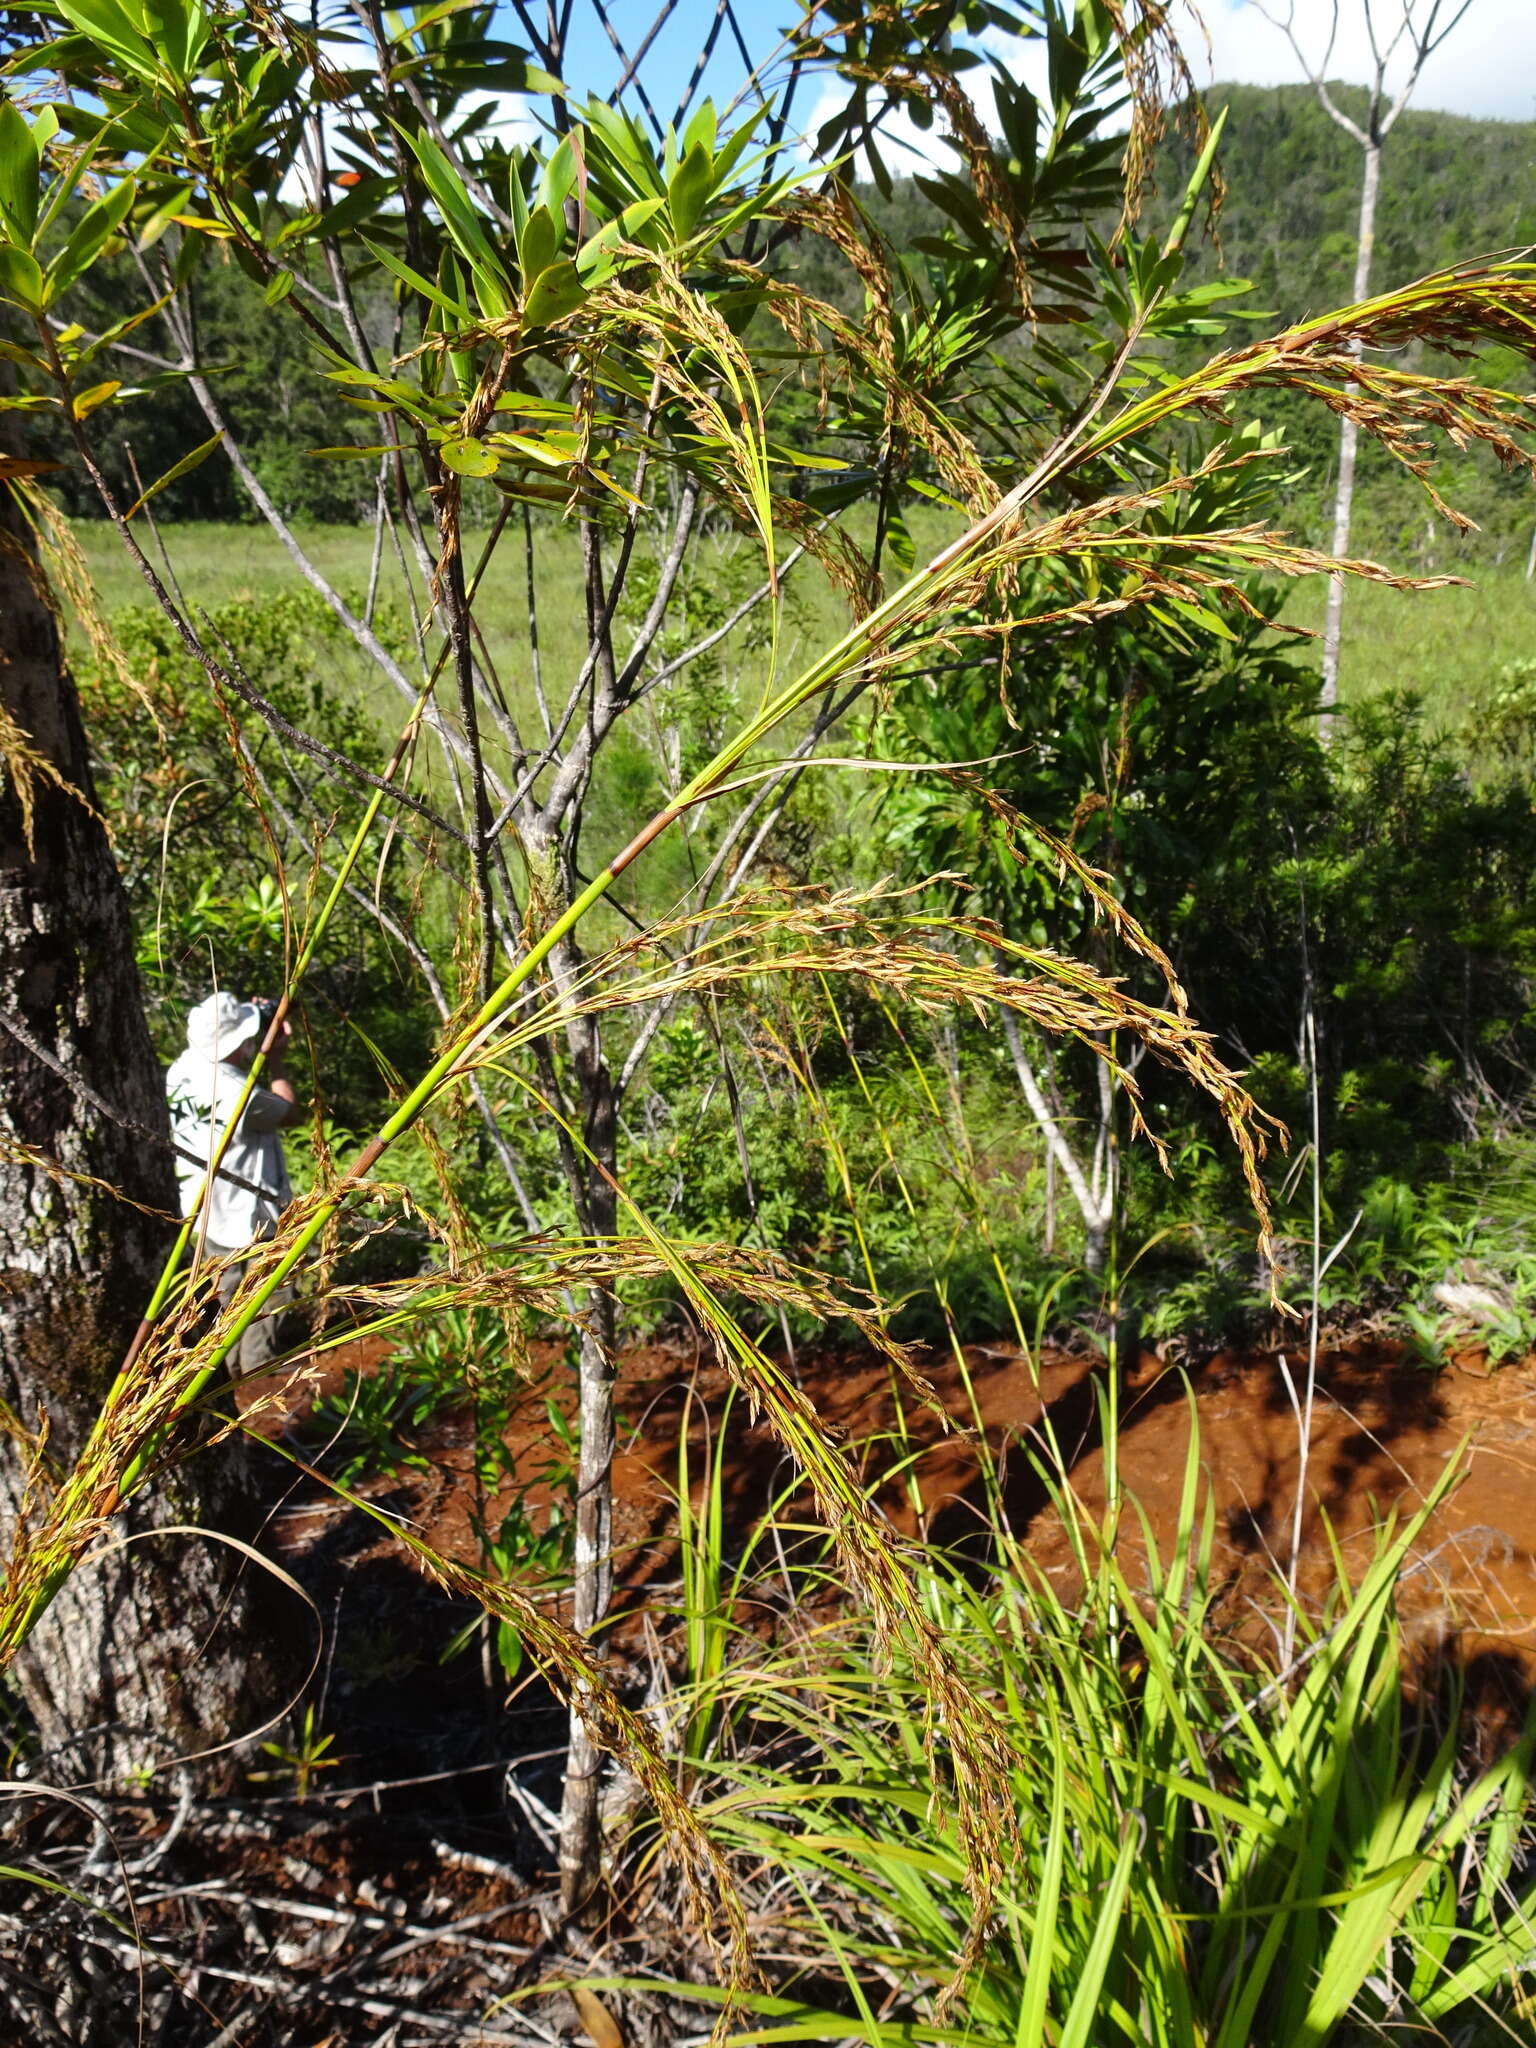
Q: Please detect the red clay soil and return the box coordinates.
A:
[277,1334,1536,1697]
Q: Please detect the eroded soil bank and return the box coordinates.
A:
[275,1333,1536,1731]
[13,1337,1536,2043]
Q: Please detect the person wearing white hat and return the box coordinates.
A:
[165,992,303,1375]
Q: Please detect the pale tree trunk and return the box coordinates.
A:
[0,477,285,1787]
[1320,138,1382,720]
[539,909,619,1919]
[557,1082,618,1919]
[999,1005,1114,1275]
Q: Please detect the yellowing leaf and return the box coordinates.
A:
[71,379,120,419]
[438,435,498,477]
[571,1986,625,2048]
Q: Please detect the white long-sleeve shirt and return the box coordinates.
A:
[165,1051,292,1249]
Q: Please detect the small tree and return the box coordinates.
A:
[1251,0,1473,713]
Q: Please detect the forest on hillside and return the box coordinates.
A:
[4,1,1536,2042]
[40,81,1536,554]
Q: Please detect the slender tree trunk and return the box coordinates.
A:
[0,477,285,1785]
[551,932,619,1918]
[1321,137,1382,721]
[998,1001,1111,1274]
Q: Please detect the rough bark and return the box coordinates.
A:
[0,481,287,1787]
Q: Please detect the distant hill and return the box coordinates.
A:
[1162,83,1536,321]
[1145,85,1536,562]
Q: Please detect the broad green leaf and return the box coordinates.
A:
[438,435,498,477]
[574,195,662,279]
[667,139,712,241]
[141,0,211,81]
[522,258,584,327]
[53,0,159,81]
[0,243,45,311]
[681,99,717,162]
[540,134,579,220]
[0,99,39,247]
[518,202,559,283]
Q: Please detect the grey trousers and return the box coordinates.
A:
[205,1240,295,1380]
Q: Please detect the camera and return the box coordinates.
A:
[252,997,279,1040]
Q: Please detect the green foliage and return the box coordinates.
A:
[310,1306,578,1681]
[1153,84,1536,567]
[75,586,437,1129]
[251,1703,339,1800]
[308,1355,441,1488]
[654,1433,1536,2046]
[9,0,1536,1985]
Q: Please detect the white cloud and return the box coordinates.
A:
[1199,0,1536,123]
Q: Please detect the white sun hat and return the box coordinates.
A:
[184,990,262,1064]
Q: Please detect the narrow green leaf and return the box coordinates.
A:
[0,98,40,247]
[362,237,473,321]
[46,175,135,297]
[123,430,223,516]
[1058,1822,1137,2048]
[398,124,511,314]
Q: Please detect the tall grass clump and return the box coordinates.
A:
[637,1408,1536,2045]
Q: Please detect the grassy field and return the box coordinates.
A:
[1282,564,1536,723]
[70,517,1533,753]
[70,515,863,688]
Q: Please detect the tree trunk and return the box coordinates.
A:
[0,479,283,1786]
[1320,137,1381,721]
[998,1001,1111,1272]
[558,989,619,1918]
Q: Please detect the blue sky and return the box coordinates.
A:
[531,0,1534,131]
[407,0,1532,168]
